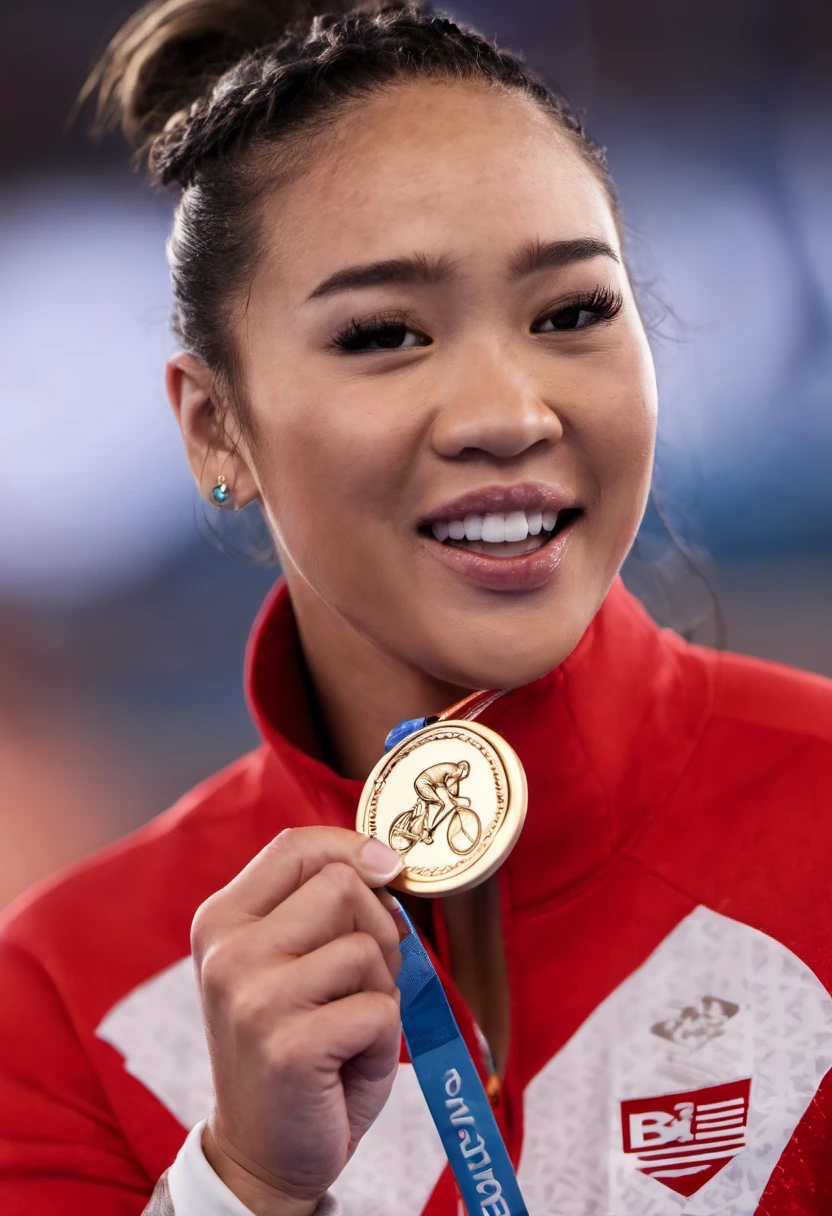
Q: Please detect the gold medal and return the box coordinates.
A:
[356,716,527,896]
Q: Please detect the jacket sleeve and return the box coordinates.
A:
[150,1123,342,1216]
[0,932,154,1214]
[0,933,344,1216]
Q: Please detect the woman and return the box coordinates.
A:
[1,2,830,1213]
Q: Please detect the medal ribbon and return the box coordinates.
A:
[385,699,528,1216]
[383,688,508,752]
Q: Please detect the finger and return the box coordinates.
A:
[193,827,403,942]
[262,862,401,975]
[285,932,398,1008]
[265,995,401,1147]
[296,991,402,1081]
[376,890,410,942]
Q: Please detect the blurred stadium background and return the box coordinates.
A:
[1,0,829,906]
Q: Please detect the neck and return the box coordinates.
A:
[284,571,469,781]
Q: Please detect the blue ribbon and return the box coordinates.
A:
[396,906,527,1216]
[384,716,429,752]
[386,722,528,1216]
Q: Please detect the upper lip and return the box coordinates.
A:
[417,481,580,527]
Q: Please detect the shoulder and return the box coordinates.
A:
[636,643,832,970]
[705,645,832,748]
[0,745,273,1026]
[676,640,832,791]
[662,639,832,834]
[632,633,832,835]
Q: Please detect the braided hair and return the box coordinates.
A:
[86,0,618,413]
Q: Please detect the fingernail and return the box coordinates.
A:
[359,837,405,886]
[390,897,411,941]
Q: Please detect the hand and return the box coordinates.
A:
[191,827,406,1216]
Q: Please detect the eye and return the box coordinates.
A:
[532,286,623,334]
[535,305,601,332]
[332,315,433,353]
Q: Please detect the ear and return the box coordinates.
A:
[166,352,260,509]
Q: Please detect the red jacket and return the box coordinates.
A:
[2,579,832,1215]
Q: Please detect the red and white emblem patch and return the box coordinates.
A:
[621,1078,751,1197]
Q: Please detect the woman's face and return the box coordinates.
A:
[228,81,657,689]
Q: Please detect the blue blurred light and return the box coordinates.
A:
[0,176,195,605]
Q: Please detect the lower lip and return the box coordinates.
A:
[422,515,580,592]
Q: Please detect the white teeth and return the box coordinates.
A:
[463,514,483,541]
[504,510,530,543]
[429,507,562,546]
[481,513,506,543]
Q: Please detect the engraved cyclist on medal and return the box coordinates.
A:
[388,760,482,857]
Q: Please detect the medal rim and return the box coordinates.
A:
[356,717,527,896]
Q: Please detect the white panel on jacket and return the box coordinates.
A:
[97,956,213,1130]
[517,905,832,1215]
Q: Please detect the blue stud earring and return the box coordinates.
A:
[211,473,231,507]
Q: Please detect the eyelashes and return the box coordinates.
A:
[331,312,431,353]
[329,284,624,354]
[531,284,623,333]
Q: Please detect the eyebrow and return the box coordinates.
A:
[306,236,618,301]
[307,252,456,300]
[508,236,619,278]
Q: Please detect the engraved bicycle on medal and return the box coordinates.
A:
[388,760,483,857]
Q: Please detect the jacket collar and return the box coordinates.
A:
[245,578,713,908]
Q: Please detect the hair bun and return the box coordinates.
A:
[83,0,380,151]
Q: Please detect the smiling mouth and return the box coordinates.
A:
[419,507,582,559]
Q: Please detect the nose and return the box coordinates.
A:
[430,352,563,461]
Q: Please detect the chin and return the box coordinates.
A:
[421,611,590,693]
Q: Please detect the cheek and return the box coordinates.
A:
[581,335,658,505]
[250,383,420,565]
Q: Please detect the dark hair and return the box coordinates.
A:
[86,0,618,424]
[86,2,723,644]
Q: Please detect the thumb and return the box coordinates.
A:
[206,827,404,923]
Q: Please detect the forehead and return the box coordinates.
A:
[258,80,619,290]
